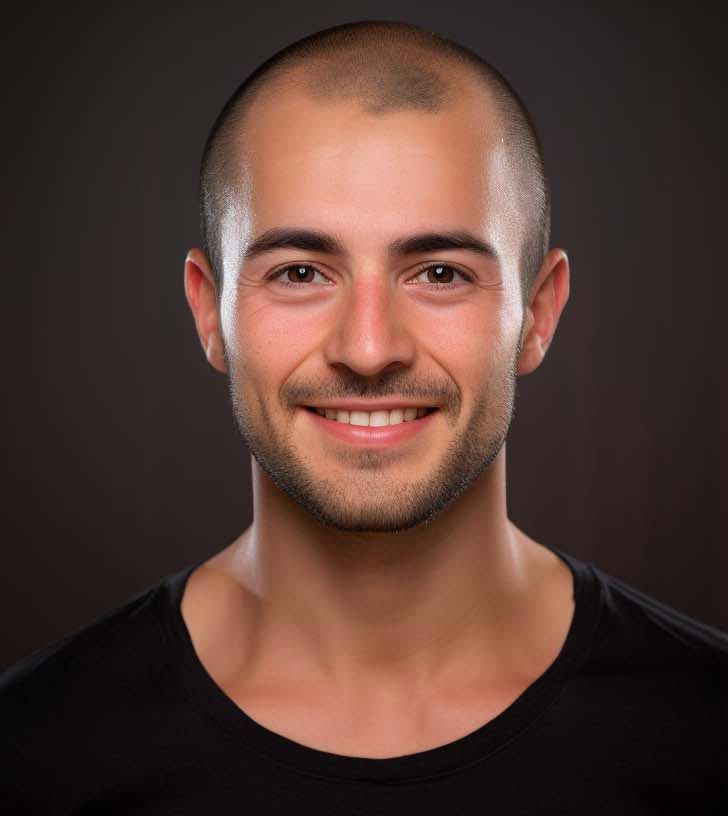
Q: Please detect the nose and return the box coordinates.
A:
[322,270,417,377]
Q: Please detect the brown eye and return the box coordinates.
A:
[426,265,455,284]
[269,264,331,287]
[286,265,316,283]
[412,264,471,288]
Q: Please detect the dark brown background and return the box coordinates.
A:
[3,0,726,669]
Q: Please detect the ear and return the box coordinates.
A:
[183,248,228,374]
[516,248,571,376]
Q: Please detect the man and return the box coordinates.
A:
[2,19,726,814]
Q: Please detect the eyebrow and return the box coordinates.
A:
[242,227,499,264]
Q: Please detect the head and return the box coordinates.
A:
[200,21,550,313]
[184,20,570,534]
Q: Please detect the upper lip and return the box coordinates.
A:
[303,400,439,411]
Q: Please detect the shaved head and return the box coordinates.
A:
[199,20,550,310]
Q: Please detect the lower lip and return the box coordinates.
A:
[302,407,439,447]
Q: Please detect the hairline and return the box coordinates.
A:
[199,27,550,311]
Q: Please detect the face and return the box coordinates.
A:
[216,80,527,533]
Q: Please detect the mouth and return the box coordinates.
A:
[300,404,439,448]
[302,405,439,427]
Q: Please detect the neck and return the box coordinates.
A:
[222,446,546,692]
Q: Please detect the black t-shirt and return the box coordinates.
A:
[2,545,727,814]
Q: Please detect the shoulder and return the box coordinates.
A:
[594,567,728,652]
[1,578,169,772]
[585,561,728,718]
[2,577,165,691]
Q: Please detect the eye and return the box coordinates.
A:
[409,263,473,289]
[266,262,472,289]
[267,264,332,287]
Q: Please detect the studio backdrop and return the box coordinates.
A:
[3,0,726,668]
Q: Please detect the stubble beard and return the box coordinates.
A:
[225,344,520,534]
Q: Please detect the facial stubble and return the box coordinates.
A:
[225,336,521,534]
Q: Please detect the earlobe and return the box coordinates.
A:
[205,332,228,374]
[516,309,546,377]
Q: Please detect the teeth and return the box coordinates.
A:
[385,408,404,425]
[350,411,370,426]
[369,410,395,427]
[314,407,432,426]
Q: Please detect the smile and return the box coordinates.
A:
[304,406,438,427]
[302,406,439,447]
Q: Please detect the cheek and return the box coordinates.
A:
[426,305,505,378]
[226,296,322,392]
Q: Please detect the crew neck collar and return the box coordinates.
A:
[159,543,602,784]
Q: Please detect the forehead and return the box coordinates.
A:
[227,76,521,251]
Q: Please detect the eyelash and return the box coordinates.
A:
[267,263,473,290]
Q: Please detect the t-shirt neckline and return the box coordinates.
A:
[159,543,602,784]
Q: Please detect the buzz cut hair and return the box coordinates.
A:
[199,20,551,309]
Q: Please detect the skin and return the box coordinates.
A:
[183,72,572,758]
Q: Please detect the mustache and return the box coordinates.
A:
[281,376,458,410]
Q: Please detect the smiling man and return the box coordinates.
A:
[3,19,727,814]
